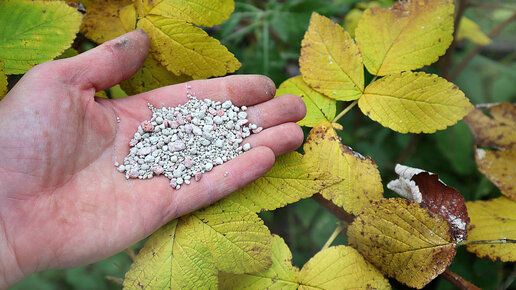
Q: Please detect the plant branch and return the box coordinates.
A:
[107,257,125,273]
[321,221,347,250]
[441,269,481,290]
[332,100,358,123]
[459,238,516,245]
[312,194,355,224]
[442,0,469,79]
[449,11,516,81]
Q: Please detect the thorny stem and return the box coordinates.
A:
[442,0,469,79]
[449,11,516,81]
[321,222,347,251]
[332,100,358,124]
[312,194,480,289]
[459,238,516,245]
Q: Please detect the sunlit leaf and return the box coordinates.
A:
[219,235,299,290]
[348,198,456,289]
[276,76,336,127]
[80,0,134,44]
[123,219,218,289]
[297,245,390,289]
[359,72,474,133]
[0,0,82,74]
[457,16,492,46]
[466,197,516,262]
[139,15,241,79]
[300,12,364,101]
[303,121,383,214]
[355,0,454,76]
[120,55,192,95]
[223,152,341,213]
[475,149,516,201]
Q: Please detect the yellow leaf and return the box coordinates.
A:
[219,235,300,290]
[466,197,516,262]
[355,0,454,76]
[80,0,134,44]
[359,72,474,133]
[457,16,492,46]
[276,76,336,127]
[303,121,383,215]
[138,15,241,79]
[0,60,7,99]
[348,198,456,289]
[464,103,516,151]
[190,201,272,273]
[123,219,218,289]
[223,152,341,213]
[475,149,516,201]
[0,0,82,74]
[297,246,390,289]
[343,9,363,38]
[120,55,192,95]
[140,0,234,27]
[300,12,364,101]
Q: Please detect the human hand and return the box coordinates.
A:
[0,30,305,287]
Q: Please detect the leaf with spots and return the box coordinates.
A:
[300,12,364,101]
[80,0,135,44]
[219,235,390,290]
[466,197,516,262]
[347,198,457,289]
[355,0,454,76]
[223,152,342,213]
[474,149,516,201]
[275,76,336,127]
[359,72,474,133]
[0,0,82,74]
[303,121,384,215]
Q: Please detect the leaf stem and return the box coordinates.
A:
[459,238,516,245]
[321,222,346,251]
[449,11,516,81]
[311,194,355,224]
[332,100,358,123]
[441,269,481,290]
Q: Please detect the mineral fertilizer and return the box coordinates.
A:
[117,95,262,190]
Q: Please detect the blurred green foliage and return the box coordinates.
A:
[14,0,516,289]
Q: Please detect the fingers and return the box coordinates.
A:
[243,123,304,156]
[59,30,149,92]
[245,94,307,129]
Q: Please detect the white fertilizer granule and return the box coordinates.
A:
[117,96,262,189]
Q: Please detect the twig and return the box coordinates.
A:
[107,257,125,273]
[311,193,355,224]
[321,221,347,250]
[442,0,469,79]
[449,11,516,81]
[332,100,358,123]
[459,238,516,245]
[442,269,481,290]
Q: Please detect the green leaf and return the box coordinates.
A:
[276,76,336,127]
[355,0,454,76]
[0,60,7,99]
[0,0,82,74]
[359,72,474,133]
[300,12,364,101]
[223,152,341,213]
[123,219,218,289]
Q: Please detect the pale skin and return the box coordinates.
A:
[0,30,306,288]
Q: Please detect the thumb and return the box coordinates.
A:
[61,29,149,92]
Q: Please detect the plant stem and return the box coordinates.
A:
[449,11,516,81]
[459,238,516,245]
[106,276,124,285]
[107,257,125,273]
[332,100,358,123]
[322,222,346,251]
[442,0,469,79]
[442,269,481,290]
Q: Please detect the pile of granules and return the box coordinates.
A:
[117,97,262,189]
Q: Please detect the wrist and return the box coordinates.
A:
[0,213,25,289]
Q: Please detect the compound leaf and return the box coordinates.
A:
[123,219,218,289]
[359,72,473,133]
[297,245,390,290]
[139,15,241,79]
[475,149,516,201]
[457,16,491,46]
[303,121,383,215]
[355,0,454,76]
[466,197,516,262]
[276,76,336,127]
[348,198,456,289]
[223,152,341,213]
[300,12,364,101]
[80,0,134,44]
[0,0,82,74]
[219,235,299,290]
[120,55,192,95]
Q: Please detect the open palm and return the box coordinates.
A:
[0,30,305,287]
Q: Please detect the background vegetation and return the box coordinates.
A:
[11,0,516,289]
